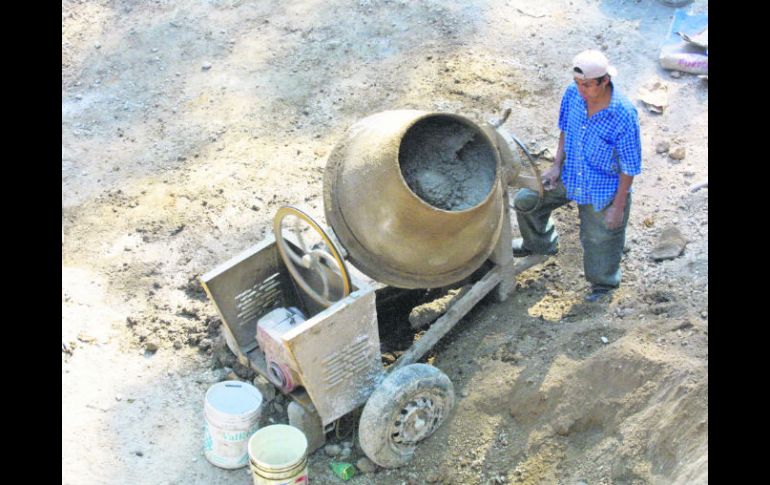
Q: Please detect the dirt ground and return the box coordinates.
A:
[62,1,708,484]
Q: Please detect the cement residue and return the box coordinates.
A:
[409,285,470,330]
[399,117,496,211]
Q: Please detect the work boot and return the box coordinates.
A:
[512,238,558,257]
[584,287,613,303]
[512,238,533,257]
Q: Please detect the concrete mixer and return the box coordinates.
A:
[200,109,547,469]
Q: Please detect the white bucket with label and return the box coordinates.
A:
[248,424,309,485]
[203,380,263,469]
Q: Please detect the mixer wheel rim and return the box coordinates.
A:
[358,363,455,468]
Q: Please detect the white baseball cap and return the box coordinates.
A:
[572,50,618,79]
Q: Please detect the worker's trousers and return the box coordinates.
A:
[513,181,631,290]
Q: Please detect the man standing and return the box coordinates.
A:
[512,49,642,302]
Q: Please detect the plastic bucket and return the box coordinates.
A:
[203,380,263,469]
[248,424,309,485]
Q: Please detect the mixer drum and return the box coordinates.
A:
[323,110,505,289]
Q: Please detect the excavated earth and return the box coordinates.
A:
[62,1,708,484]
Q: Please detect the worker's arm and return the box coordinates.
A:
[542,131,565,190]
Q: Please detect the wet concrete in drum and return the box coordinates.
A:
[400,117,497,211]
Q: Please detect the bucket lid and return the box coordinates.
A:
[205,381,263,417]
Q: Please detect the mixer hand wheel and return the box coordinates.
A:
[273,206,351,308]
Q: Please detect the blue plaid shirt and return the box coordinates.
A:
[558,82,642,210]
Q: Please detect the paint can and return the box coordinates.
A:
[203,380,263,469]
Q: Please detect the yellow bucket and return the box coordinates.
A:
[248,424,309,484]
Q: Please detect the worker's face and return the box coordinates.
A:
[574,76,607,102]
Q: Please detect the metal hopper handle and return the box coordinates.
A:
[273,206,352,308]
[493,107,545,214]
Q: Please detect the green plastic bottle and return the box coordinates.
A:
[329,461,357,480]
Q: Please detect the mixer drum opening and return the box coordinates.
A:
[323,110,505,289]
[399,116,498,212]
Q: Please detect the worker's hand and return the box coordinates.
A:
[604,203,625,230]
[541,164,561,191]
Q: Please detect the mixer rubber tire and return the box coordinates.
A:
[358,363,455,468]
